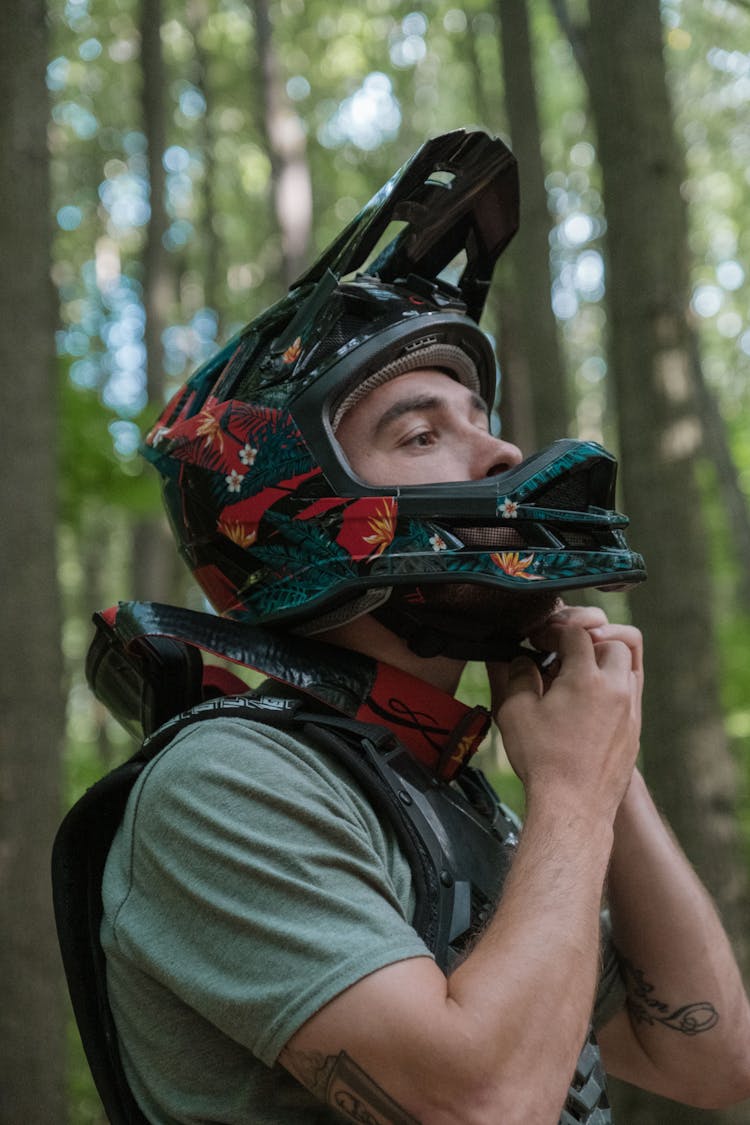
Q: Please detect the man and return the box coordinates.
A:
[81,131,750,1123]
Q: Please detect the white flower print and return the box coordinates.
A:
[225,469,244,493]
[499,498,519,518]
[239,443,257,466]
[429,533,448,551]
[150,426,171,447]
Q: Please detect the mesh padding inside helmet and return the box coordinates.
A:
[451,526,525,549]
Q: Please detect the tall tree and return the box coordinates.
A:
[186,0,223,321]
[133,0,180,602]
[580,4,750,1119]
[251,0,313,288]
[496,0,570,448]
[0,1,67,1120]
[141,0,170,403]
[551,0,750,614]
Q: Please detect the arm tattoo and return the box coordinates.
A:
[281,1047,421,1124]
[621,958,719,1036]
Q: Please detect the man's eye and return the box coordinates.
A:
[404,430,435,448]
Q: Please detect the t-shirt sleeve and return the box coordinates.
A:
[105,717,432,1066]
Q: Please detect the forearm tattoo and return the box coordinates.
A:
[282,1047,421,1124]
[621,958,719,1036]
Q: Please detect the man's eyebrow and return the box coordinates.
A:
[373,391,489,436]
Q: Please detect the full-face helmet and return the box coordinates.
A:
[143,130,645,659]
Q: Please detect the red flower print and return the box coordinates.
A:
[337,498,397,561]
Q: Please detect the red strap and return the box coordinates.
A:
[355,662,490,781]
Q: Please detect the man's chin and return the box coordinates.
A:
[421,583,562,649]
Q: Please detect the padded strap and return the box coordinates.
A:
[52,754,153,1124]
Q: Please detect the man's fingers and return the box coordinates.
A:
[529,604,607,649]
[544,622,597,671]
[530,612,643,678]
[588,624,643,674]
[591,636,634,674]
[503,655,544,698]
[548,605,608,629]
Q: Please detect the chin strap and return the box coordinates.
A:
[373,591,525,662]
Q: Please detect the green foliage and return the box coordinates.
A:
[695,454,750,790]
[60,365,162,526]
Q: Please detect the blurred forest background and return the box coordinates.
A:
[1,0,750,1121]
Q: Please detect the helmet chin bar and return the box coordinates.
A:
[373,587,558,662]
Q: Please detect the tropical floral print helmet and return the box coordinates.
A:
[143,130,645,656]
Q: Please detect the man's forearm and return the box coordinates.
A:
[602,770,750,1106]
[443,789,615,1123]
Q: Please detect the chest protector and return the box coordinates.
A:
[52,608,612,1125]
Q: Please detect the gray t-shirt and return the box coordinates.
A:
[101,717,430,1123]
[101,715,624,1124]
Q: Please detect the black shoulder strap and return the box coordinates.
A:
[52,747,155,1125]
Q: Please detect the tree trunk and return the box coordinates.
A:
[136,0,180,602]
[496,0,570,447]
[141,0,170,407]
[689,337,750,613]
[494,280,538,454]
[585,2,750,1119]
[251,0,313,288]
[0,1,67,1120]
[465,9,495,131]
[186,0,223,322]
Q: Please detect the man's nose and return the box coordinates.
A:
[475,431,523,478]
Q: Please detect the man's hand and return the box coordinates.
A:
[487,605,643,819]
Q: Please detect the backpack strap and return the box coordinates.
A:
[52,745,156,1125]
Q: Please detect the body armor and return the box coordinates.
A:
[53,603,612,1124]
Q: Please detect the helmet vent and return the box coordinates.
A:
[452,526,525,549]
[559,531,598,549]
[533,475,589,512]
[312,313,370,367]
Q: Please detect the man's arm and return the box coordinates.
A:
[596,768,750,1107]
[280,626,641,1125]
[532,608,750,1108]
